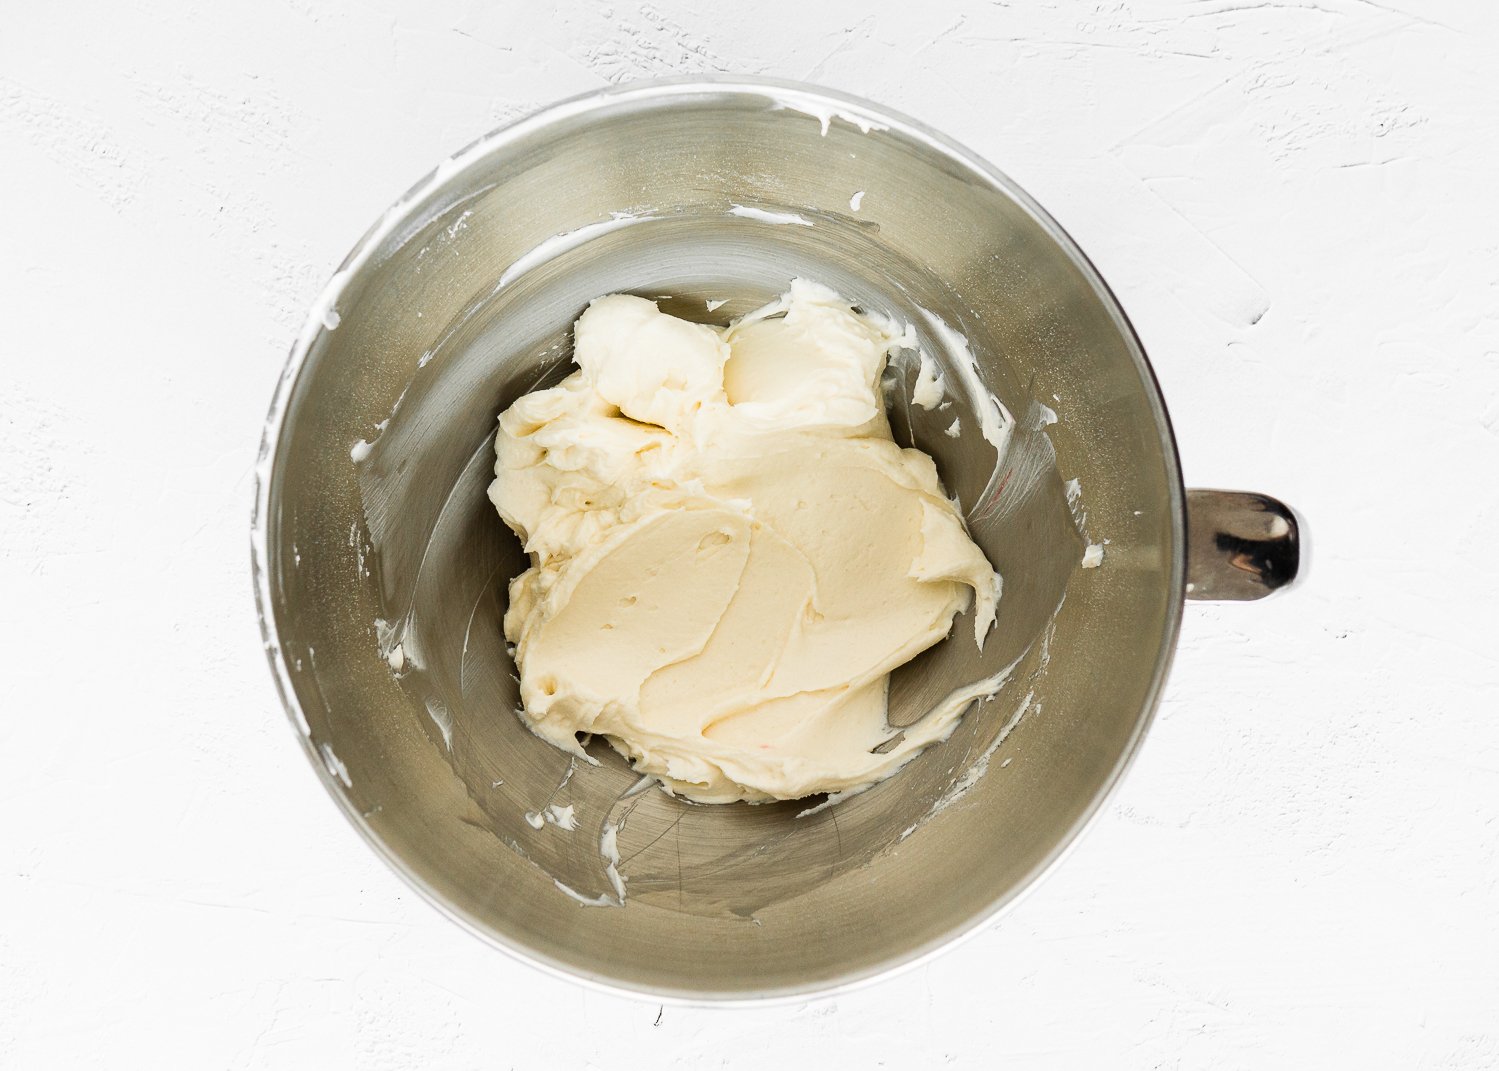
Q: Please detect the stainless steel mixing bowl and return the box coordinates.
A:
[252,77,1300,1001]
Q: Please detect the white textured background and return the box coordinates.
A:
[4,1,1498,1067]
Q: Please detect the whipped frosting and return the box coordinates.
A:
[489,280,1001,803]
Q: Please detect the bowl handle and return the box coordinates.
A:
[1185,489,1303,601]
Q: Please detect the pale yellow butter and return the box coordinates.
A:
[490,280,999,803]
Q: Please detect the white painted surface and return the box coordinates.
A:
[3,1,1497,1066]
